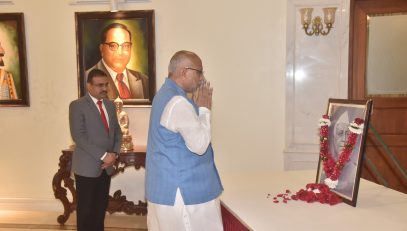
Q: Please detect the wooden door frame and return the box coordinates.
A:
[349,0,407,100]
[349,0,407,193]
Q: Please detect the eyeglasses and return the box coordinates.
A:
[184,67,204,75]
[103,42,132,51]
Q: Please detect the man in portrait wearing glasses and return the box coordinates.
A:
[86,23,149,100]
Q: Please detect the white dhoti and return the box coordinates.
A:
[147,188,224,231]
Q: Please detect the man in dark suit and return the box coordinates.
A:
[69,69,122,231]
[86,23,149,100]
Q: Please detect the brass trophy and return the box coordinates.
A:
[114,97,134,152]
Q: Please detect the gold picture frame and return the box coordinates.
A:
[75,10,155,107]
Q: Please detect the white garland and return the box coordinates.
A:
[312,189,321,194]
[349,122,364,134]
[324,178,338,189]
[307,188,322,194]
[318,118,331,127]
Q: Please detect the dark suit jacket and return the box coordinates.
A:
[86,60,149,100]
[69,94,122,177]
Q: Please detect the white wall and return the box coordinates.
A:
[284,0,350,170]
[0,0,287,209]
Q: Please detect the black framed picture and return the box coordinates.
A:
[76,10,155,107]
[316,98,373,206]
[0,13,29,106]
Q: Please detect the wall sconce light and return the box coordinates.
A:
[299,7,337,36]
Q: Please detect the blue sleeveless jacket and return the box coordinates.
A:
[146,78,223,205]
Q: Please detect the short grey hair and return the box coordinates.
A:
[168,50,199,77]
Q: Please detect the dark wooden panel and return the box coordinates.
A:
[370,97,407,108]
[369,108,407,134]
[366,134,407,146]
[362,145,407,193]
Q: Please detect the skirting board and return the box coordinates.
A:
[0,198,62,211]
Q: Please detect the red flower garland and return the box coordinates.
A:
[269,115,364,206]
[319,115,364,181]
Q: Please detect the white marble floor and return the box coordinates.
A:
[0,210,147,231]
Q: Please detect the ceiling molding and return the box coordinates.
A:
[0,0,14,5]
[69,0,150,5]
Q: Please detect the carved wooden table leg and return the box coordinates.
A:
[107,190,148,215]
[53,148,147,224]
[52,150,76,224]
[107,151,148,215]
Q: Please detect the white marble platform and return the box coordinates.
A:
[220,170,407,231]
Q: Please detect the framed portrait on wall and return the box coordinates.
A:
[0,13,29,106]
[75,10,155,107]
[316,98,372,206]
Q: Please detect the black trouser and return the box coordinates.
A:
[75,170,111,231]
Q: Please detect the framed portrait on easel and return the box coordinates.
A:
[316,98,373,206]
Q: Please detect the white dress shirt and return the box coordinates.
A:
[89,94,110,160]
[88,94,110,125]
[102,59,130,88]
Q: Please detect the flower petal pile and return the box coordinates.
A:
[291,184,342,205]
[270,184,342,206]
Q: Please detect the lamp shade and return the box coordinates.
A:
[323,7,337,24]
[300,8,313,25]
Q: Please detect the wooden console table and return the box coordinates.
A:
[52,146,147,224]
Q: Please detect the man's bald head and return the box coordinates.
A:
[167,50,204,93]
[168,50,201,78]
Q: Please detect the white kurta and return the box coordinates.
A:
[147,95,223,231]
